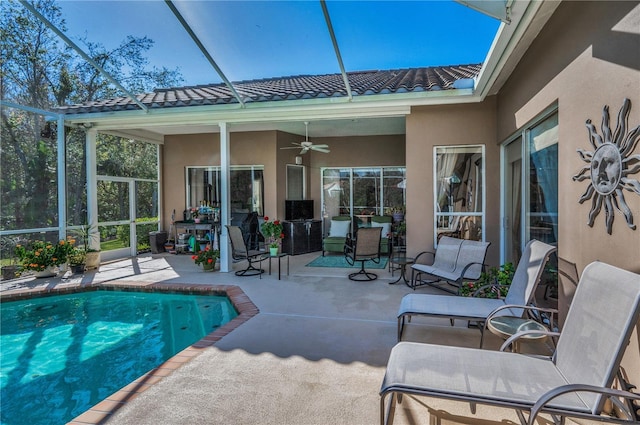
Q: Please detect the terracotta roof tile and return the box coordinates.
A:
[56,64,481,114]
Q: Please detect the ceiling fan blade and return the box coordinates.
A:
[280,146,301,150]
[311,144,329,149]
[311,146,330,153]
[300,147,309,154]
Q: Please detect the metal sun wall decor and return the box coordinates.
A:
[573,98,640,235]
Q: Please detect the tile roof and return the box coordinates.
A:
[56,64,481,115]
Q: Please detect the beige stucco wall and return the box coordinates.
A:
[162,132,405,230]
[162,131,278,231]
[306,134,406,218]
[496,0,640,387]
[405,98,499,265]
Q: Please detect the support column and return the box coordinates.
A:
[86,129,99,250]
[57,115,66,240]
[219,122,231,272]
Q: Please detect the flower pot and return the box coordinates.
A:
[392,212,405,222]
[85,252,101,270]
[270,247,279,256]
[202,261,216,272]
[70,264,86,274]
[1,265,20,280]
[35,266,56,278]
[194,218,201,223]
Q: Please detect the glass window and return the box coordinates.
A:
[286,165,305,200]
[528,114,558,246]
[186,166,264,215]
[321,166,406,231]
[434,146,485,242]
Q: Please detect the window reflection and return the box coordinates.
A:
[186,166,264,215]
[435,146,484,242]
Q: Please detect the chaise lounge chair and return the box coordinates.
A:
[398,239,556,341]
[381,261,640,425]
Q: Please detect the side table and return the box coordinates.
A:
[486,316,548,352]
[388,255,414,286]
[268,253,289,280]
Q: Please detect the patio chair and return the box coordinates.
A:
[226,225,268,277]
[322,216,352,256]
[344,226,382,281]
[381,261,640,425]
[370,215,392,255]
[398,239,556,341]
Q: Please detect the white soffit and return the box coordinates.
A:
[475,0,561,98]
[455,0,513,23]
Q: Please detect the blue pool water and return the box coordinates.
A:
[0,290,237,425]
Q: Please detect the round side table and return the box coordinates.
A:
[487,316,548,352]
[389,256,414,286]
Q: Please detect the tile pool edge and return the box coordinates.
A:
[0,281,259,425]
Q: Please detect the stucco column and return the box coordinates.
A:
[219,122,231,272]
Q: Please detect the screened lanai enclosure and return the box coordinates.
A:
[1,0,538,274]
[0,103,162,263]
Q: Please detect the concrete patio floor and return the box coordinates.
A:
[1,251,584,425]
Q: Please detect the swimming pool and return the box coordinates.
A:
[1,288,239,425]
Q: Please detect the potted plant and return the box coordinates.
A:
[80,222,101,270]
[192,245,220,271]
[391,206,405,223]
[1,236,22,280]
[261,216,284,256]
[15,239,70,278]
[68,247,87,274]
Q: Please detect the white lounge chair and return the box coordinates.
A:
[381,261,640,425]
[398,239,556,341]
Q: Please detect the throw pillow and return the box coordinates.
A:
[328,220,350,237]
[371,221,391,237]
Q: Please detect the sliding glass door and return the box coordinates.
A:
[502,111,558,264]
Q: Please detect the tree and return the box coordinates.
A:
[0,0,183,234]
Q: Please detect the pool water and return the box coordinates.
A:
[0,290,237,425]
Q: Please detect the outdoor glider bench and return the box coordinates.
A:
[410,236,490,293]
[381,261,640,425]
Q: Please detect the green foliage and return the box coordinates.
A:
[116,225,130,246]
[192,246,220,267]
[261,217,284,248]
[0,0,180,236]
[67,248,86,266]
[460,263,515,299]
[16,238,75,271]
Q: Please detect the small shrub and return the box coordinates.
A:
[460,263,515,298]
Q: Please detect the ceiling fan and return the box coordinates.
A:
[281,122,330,154]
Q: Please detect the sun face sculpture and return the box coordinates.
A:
[573,98,640,234]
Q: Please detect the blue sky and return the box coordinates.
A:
[58,0,500,87]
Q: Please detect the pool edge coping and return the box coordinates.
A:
[1,280,259,425]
